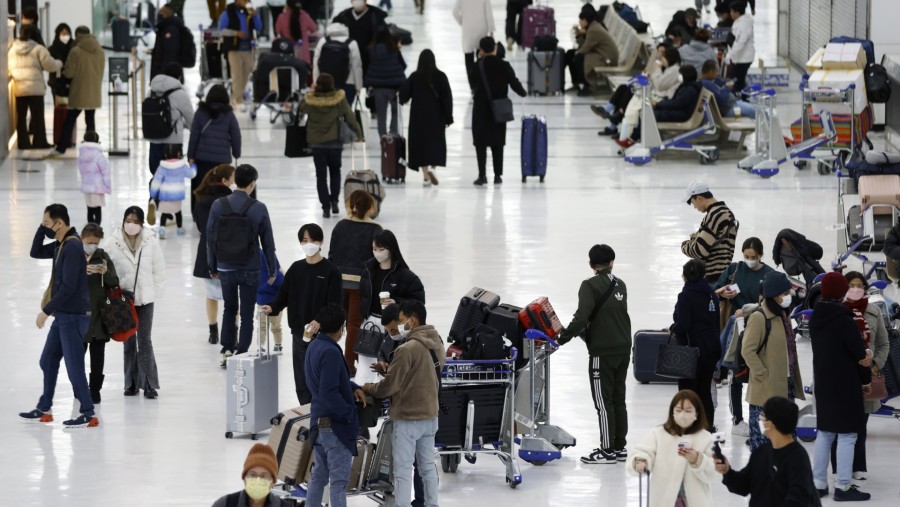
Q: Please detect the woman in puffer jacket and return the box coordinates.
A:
[364,25,407,137]
[187,84,241,215]
[7,25,62,149]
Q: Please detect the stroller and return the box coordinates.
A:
[250,38,309,124]
[772,229,826,290]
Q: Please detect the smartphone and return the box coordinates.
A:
[727,284,741,294]
[712,440,725,461]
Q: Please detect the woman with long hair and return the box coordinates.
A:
[399,49,453,187]
[364,25,407,137]
[48,23,74,104]
[187,84,241,215]
[274,1,320,64]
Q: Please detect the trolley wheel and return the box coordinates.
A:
[225,432,233,439]
[522,175,527,183]
[539,176,545,183]
[249,111,257,121]
[817,160,832,175]
[799,436,816,443]
[524,459,547,466]
[449,454,460,472]
[794,160,809,170]
[270,416,279,425]
[250,433,259,441]
[507,478,519,489]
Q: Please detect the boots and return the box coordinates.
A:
[89,373,104,404]
[208,323,219,345]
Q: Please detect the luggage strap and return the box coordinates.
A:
[420,341,448,415]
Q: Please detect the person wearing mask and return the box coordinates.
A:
[809,272,873,502]
[399,49,452,187]
[298,73,364,218]
[261,223,343,405]
[671,260,722,430]
[726,1,755,93]
[364,301,443,507]
[212,443,288,506]
[48,23,74,104]
[274,1,319,64]
[626,390,718,506]
[699,59,756,119]
[218,0,263,111]
[19,204,97,428]
[50,26,104,157]
[150,4,184,78]
[679,29,717,74]
[206,165,278,366]
[328,191,382,374]
[575,10,619,97]
[332,0,388,75]
[471,36,527,186]
[7,25,61,150]
[681,181,739,284]
[714,3,734,28]
[557,244,632,465]
[313,22,364,104]
[187,84,241,216]
[742,271,805,451]
[364,25,406,138]
[359,230,425,329]
[81,223,119,405]
[193,165,234,345]
[715,396,822,507]
[666,8,699,43]
[453,0,495,91]
[104,206,166,399]
[613,46,683,145]
[20,7,45,45]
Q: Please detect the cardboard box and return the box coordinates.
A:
[821,43,867,70]
[747,67,790,88]
[806,47,825,72]
[807,69,868,114]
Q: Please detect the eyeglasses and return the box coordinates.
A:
[245,471,273,480]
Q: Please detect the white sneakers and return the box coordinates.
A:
[732,421,750,437]
[219,350,234,368]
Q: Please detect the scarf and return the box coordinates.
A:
[843,297,872,347]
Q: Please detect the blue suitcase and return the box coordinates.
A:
[521,115,548,182]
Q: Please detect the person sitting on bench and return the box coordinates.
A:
[699,59,755,119]
[615,66,702,149]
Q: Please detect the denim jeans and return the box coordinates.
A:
[814,431,857,490]
[371,88,399,137]
[38,312,94,416]
[724,99,757,119]
[219,270,260,354]
[307,428,352,507]
[393,418,440,507]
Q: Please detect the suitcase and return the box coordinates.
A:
[632,330,678,384]
[521,115,548,182]
[53,105,76,147]
[436,384,507,448]
[485,303,527,367]
[527,50,564,95]
[380,134,407,183]
[111,17,133,52]
[521,5,556,49]
[858,174,900,214]
[346,142,386,217]
[518,297,564,339]
[267,406,313,485]
[348,438,375,492]
[225,312,279,439]
[448,287,501,344]
[370,419,394,489]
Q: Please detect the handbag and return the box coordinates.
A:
[354,321,388,357]
[655,333,700,379]
[865,373,888,401]
[102,286,138,341]
[53,75,71,97]
[109,249,143,342]
[284,114,311,158]
[478,61,514,123]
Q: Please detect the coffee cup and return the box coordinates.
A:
[379,291,391,308]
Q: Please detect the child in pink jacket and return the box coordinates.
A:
[77,131,111,225]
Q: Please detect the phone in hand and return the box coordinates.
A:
[712,439,725,461]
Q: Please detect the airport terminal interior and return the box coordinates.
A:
[2,0,900,505]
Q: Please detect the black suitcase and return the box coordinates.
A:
[388,24,413,45]
[485,304,526,368]
[632,330,678,384]
[436,384,507,448]
[448,287,501,344]
[111,18,133,52]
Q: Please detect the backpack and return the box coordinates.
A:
[533,35,558,51]
[864,63,891,103]
[178,24,197,68]
[214,197,257,265]
[318,37,351,84]
[462,325,506,360]
[733,309,771,383]
[141,89,177,140]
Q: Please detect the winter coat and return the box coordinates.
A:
[399,70,453,169]
[212,491,288,507]
[559,269,633,357]
[328,218,383,285]
[715,261,775,310]
[297,89,363,145]
[364,44,406,89]
[147,75,195,145]
[193,184,232,279]
[331,6,388,71]
[654,82,703,123]
[31,227,90,316]
[149,160,196,202]
[671,280,722,364]
[369,325,445,420]
[77,142,111,195]
[274,8,319,64]
[257,250,284,306]
[103,226,166,307]
[187,103,241,163]
[313,23,364,87]
[471,55,527,147]
[809,300,871,433]
[650,63,683,100]
[679,40,717,73]
[727,13,755,64]
[772,229,825,286]
[63,33,105,109]
[85,248,119,343]
[625,427,718,507]
[47,38,73,92]
[743,302,805,406]
[856,298,891,413]
[150,15,183,77]
[358,258,426,321]
[8,39,61,96]
[577,21,619,85]
[305,333,361,454]
[702,78,738,114]
[452,0,495,53]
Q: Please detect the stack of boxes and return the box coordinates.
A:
[805,42,869,114]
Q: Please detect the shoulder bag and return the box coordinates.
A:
[478,61,514,123]
[354,320,389,357]
[108,249,143,342]
[577,275,618,340]
[338,115,359,144]
[655,332,699,379]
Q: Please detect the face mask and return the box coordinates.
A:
[398,319,412,340]
[43,224,57,239]
[744,259,758,269]
[778,294,792,309]
[758,420,767,435]
[352,0,366,11]
[302,243,321,258]
[244,477,272,501]
[846,287,865,301]
[124,223,142,236]
[83,244,98,256]
[229,183,237,191]
[673,411,697,429]
[60,35,71,44]
[373,249,390,264]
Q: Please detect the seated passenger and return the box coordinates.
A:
[616,66,701,148]
[679,29,718,74]
[699,59,756,118]
[575,10,619,97]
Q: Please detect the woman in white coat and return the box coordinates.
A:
[7,24,61,149]
[626,390,719,507]
[452,0,495,91]
[104,206,166,399]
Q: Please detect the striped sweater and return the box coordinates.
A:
[681,201,739,279]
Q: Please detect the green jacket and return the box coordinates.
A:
[560,269,632,356]
[297,89,364,145]
[86,249,119,344]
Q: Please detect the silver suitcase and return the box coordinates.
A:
[225,311,279,440]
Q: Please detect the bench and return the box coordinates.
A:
[656,89,716,132]
[705,95,757,151]
[592,8,652,89]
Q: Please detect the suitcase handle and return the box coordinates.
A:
[524,328,559,349]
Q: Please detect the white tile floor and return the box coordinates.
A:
[2,1,899,505]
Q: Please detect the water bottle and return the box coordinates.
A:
[294,39,304,61]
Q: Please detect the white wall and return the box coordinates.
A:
[870,0,900,62]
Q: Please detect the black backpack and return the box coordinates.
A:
[533,35,558,51]
[179,24,197,68]
[733,309,771,383]
[864,63,891,103]
[462,325,506,360]
[141,89,177,139]
[318,37,351,84]
[214,198,257,265]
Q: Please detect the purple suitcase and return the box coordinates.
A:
[521,5,556,49]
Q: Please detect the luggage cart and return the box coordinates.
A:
[834,167,898,273]
[197,27,236,98]
[435,349,522,489]
[737,85,786,177]
[793,77,868,176]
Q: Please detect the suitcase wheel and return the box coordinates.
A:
[539,176,545,183]
[522,175,527,183]
[250,433,259,440]
[225,432,234,439]
[440,454,460,473]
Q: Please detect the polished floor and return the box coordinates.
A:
[3,1,899,505]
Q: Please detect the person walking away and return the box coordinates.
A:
[8,25,61,150]
[80,223,119,404]
[104,206,166,399]
[726,1,754,93]
[314,22,364,104]
[150,4,184,78]
[305,304,367,507]
[453,0,495,91]
[257,249,285,353]
[331,0,387,76]
[505,0,532,48]
[681,181,739,283]
[212,443,288,506]
[678,29,717,73]
[50,26,104,157]
[626,390,718,507]
[19,204,98,428]
[48,23,74,104]
[275,1,320,65]
[365,25,406,138]
[557,244,632,464]
[471,36,527,186]
[149,144,196,239]
[206,165,278,366]
[267,0,287,28]
[218,0,263,110]
[193,165,235,345]
[576,10,619,97]
[399,49,453,187]
[77,131,111,225]
[261,223,343,404]
[187,84,241,216]
[809,272,873,502]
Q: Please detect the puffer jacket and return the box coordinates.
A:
[149,160,196,202]
[147,74,195,144]
[358,258,426,321]
[64,33,105,109]
[103,226,166,306]
[187,102,241,163]
[364,44,406,89]
[297,89,363,145]
[7,39,61,96]
[77,142,111,195]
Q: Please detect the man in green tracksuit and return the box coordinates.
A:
[558,244,632,465]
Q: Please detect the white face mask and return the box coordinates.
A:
[60,34,71,44]
[302,242,321,258]
[352,0,366,11]
[779,294,792,308]
[83,244,98,256]
[123,223,142,236]
[398,318,412,340]
[744,259,758,269]
[373,249,390,264]
[673,411,697,429]
[758,419,767,436]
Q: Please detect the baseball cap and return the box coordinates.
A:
[683,181,710,204]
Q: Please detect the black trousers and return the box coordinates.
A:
[830,413,869,473]
[565,50,586,88]
[505,1,529,42]
[733,62,752,94]
[83,340,106,376]
[475,144,504,178]
[589,354,630,451]
[15,95,50,148]
[312,147,343,209]
[58,108,95,152]
[293,333,312,405]
[87,207,102,224]
[677,357,718,429]
[464,52,477,91]
[609,85,634,112]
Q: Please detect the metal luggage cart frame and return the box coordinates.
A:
[834,167,899,275]
[197,27,233,98]
[249,66,304,124]
[794,77,866,176]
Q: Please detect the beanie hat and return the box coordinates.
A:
[762,271,792,298]
[242,443,278,480]
[820,271,850,300]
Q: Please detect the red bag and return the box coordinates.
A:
[101,287,139,343]
[518,297,564,339]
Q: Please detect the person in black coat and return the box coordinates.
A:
[150,5,184,78]
[654,67,703,122]
[48,23,74,102]
[471,36,527,186]
[670,259,722,429]
[808,272,873,502]
[358,230,425,325]
[399,49,453,187]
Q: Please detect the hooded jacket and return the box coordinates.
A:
[671,279,722,363]
[358,258,426,321]
[103,226,167,306]
[364,43,406,89]
[150,15,183,77]
[742,302,805,406]
[8,39,62,96]
[147,74,195,144]
[297,89,363,145]
[149,159,196,202]
[368,325,446,420]
[63,33,105,109]
[187,102,241,163]
[559,268,633,357]
[77,142,111,195]
[678,39,717,73]
[313,23,364,88]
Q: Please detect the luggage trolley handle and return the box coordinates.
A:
[350,138,367,172]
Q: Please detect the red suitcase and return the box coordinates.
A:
[521,5,556,49]
[53,105,75,146]
[518,297,564,339]
[380,133,406,183]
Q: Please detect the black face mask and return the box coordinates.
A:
[42,223,57,239]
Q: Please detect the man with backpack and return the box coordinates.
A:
[150,4,196,78]
[206,164,278,366]
[314,22,364,104]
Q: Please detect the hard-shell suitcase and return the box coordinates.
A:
[485,303,527,368]
[53,105,75,147]
[111,17,133,52]
[267,406,313,485]
[436,384,507,448]
[346,142,386,218]
[381,104,407,183]
[521,115,548,182]
[448,287,501,344]
[632,330,678,384]
[225,312,279,439]
[521,5,556,49]
[348,438,375,492]
[518,297,563,339]
[858,174,900,214]
[527,50,564,95]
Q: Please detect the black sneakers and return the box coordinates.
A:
[834,485,871,502]
[615,448,627,462]
[580,448,617,465]
[817,486,829,498]
[19,409,53,423]
[63,414,100,429]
